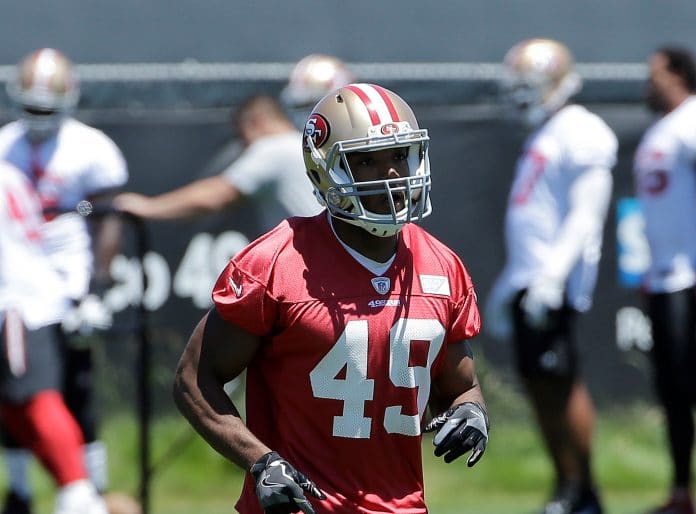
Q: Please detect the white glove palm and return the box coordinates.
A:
[62,294,113,334]
[520,276,564,329]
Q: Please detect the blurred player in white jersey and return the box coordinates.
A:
[0,161,108,514]
[114,55,354,234]
[485,38,617,514]
[0,48,129,514]
[634,46,696,514]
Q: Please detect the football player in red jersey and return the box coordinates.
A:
[173,83,489,514]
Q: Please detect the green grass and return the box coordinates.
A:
[423,404,671,514]
[16,403,676,514]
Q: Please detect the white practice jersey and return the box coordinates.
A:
[0,118,128,300]
[499,105,617,311]
[222,131,322,231]
[0,162,69,328]
[633,96,696,293]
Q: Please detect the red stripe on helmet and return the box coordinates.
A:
[344,85,381,125]
[372,84,400,122]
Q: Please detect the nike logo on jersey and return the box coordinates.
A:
[228,276,243,298]
[260,461,294,488]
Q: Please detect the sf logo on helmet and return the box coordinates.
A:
[380,123,400,135]
[304,114,330,151]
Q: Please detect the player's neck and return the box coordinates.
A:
[665,90,691,113]
[331,217,398,263]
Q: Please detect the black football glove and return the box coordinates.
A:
[424,402,489,466]
[250,451,325,514]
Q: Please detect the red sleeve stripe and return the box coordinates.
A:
[344,83,400,125]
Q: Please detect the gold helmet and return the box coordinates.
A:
[501,38,581,125]
[303,83,431,237]
[281,54,355,109]
[7,48,80,140]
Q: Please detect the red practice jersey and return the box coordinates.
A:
[213,213,481,514]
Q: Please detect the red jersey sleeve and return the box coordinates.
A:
[447,257,481,343]
[212,241,280,336]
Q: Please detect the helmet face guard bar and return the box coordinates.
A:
[328,128,429,155]
[309,128,432,227]
[326,173,432,225]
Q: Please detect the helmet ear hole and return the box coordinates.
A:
[310,169,321,185]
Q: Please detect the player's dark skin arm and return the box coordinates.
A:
[428,340,485,417]
[173,308,271,470]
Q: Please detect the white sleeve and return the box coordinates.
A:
[85,133,129,194]
[542,165,613,283]
[221,140,278,196]
[566,117,618,170]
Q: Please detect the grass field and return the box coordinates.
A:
[6,356,675,513]
[16,401,675,514]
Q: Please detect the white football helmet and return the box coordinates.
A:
[303,83,431,237]
[7,48,80,140]
[501,38,582,126]
[281,54,355,128]
[281,54,355,108]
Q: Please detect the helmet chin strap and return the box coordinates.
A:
[544,71,582,114]
[340,215,403,238]
[20,115,65,144]
[523,105,549,127]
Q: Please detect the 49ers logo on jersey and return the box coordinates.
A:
[303,113,330,151]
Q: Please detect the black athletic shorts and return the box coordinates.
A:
[58,329,98,441]
[646,286,696,402]
[511,289,579,378]
[0,312,62,403]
